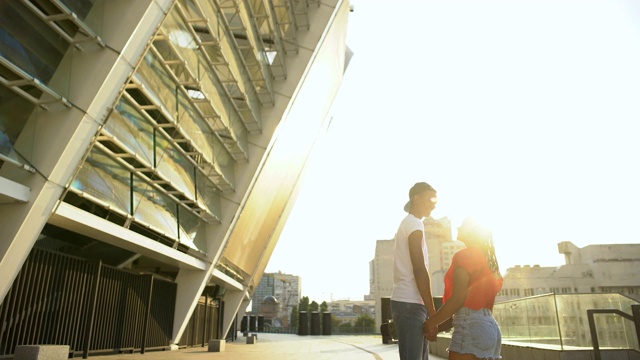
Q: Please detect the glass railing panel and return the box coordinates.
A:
[571,294,640,351]
[0,2,68,92]
[161,9,200,68]
[526,295,561,347]
[213,7,262,123]
[135,50,235,188]
[60,0,95,20]
[69,147,131,215]
[132,175,179,239]
[0,119,22,168]
[155,134,197,200]
[174,84,236,188]
[193,50,249,157]
[495,293,640,351]
[556,293,593,349]
[0,1,105,168]
[177,205,206,253]
[212,137,235,187]
[104,98,154,164]
[227,100,249,155]
[494,294,561,347]
[174,85,216,155]
[134,52,179,117]
[2,0,105,103]
[195,169,221,220]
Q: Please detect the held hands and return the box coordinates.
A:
[423,319,438,341]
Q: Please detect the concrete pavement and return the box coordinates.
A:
[97,333,446,360]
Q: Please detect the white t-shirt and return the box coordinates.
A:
[390,214,429,304]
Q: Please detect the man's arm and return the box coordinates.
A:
[408,230,436,316]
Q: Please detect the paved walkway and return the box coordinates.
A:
[99,333,446,360]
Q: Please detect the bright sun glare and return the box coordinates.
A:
[268,0,640,302]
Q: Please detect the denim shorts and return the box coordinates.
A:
[448,307,502,359]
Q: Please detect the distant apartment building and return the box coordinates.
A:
[370,217,464,331]
[366,259,376,301]
[370,239,394,330]
[329,299,375,315]
[330,299,375,325]
[424,217,465,296]
[250,272,301,327]
[497,241,640,302]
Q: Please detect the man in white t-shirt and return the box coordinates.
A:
[391,182,438,360]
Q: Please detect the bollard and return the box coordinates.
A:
[310,311,320,335]
[208,339,225,352]
[298,311,309,335]
[322,312,332,335]
[14,345,69,360]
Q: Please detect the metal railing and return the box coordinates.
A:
[178,296,221,348]
[0,247,176,358]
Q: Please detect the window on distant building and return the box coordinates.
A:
[524,288,534,297]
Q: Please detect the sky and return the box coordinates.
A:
[266,0,640,303]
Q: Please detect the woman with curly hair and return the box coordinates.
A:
[423,217,503,360]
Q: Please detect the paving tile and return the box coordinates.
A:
[97,333,447,360]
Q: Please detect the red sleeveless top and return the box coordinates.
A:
[443,247,503,310]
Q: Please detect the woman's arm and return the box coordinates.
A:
[424,267,470,337]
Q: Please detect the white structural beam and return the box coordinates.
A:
[49,202,209,271]
[0,176,31,204]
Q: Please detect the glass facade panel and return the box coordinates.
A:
[134,50,235,187]
[0,2,68,87]
[0,0,106,172]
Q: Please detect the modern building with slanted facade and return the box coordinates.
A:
[0,0,351,356]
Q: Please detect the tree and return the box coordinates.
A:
[309,300,319,312]
[290,305,298,329]
[320,301,329,313]
[353,314,375,334]
[331,314,341,329]
[338,322,353,334]
[299,296,310,312]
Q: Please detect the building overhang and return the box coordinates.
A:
[50,202,209,271]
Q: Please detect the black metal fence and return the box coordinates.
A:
[0,247,176,358]
[178,295,220,348]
